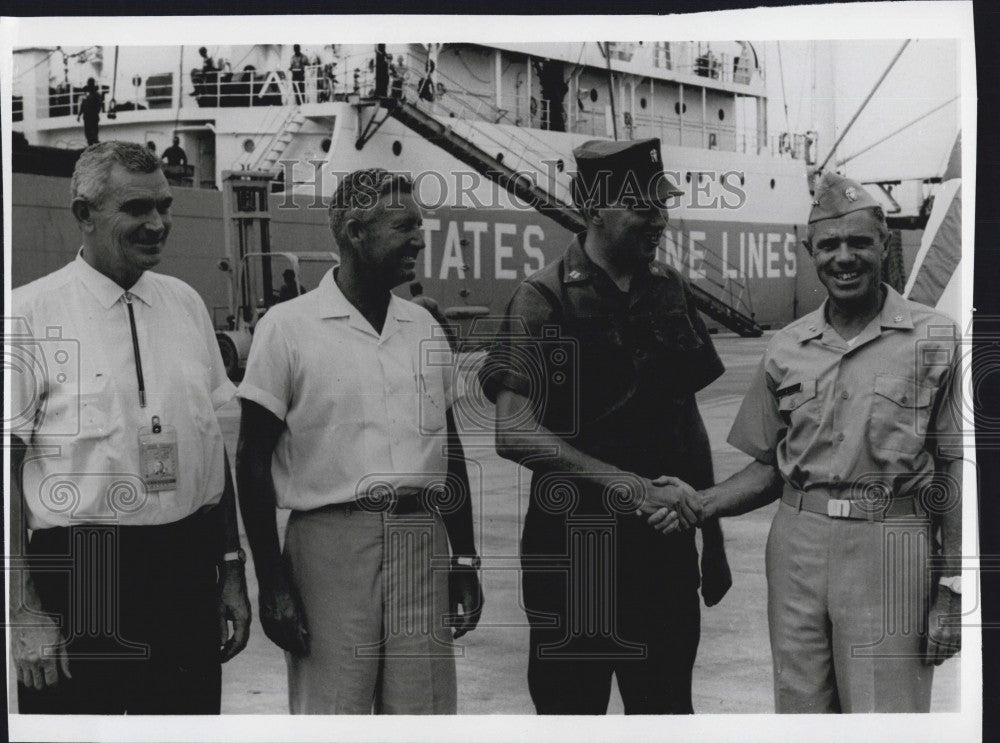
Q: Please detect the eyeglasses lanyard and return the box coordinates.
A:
[123,292,146,408]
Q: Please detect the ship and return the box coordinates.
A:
[12,41,835,333]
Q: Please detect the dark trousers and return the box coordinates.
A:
[291,70,305,104]
[83,118,99,145]
[17,509,222,714]
[522,498,701,714]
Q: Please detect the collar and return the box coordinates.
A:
[795,284,914,343]
[73,250,154,308]
[561,232,668,285]
[315,268,413,339]
[562,234,595,284]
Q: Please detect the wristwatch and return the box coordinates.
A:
[222,548,247,566]
[451,555,482,570]
[939,575,961,595]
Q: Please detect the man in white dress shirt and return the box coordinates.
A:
[9,141,250,714]
[236,168,483,714]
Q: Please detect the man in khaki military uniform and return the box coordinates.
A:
[650,172,963,712]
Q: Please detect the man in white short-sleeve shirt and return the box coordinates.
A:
[236,168,483,714]
[8,141,250,714]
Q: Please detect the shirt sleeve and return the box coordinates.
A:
[6,303,42,444]
[684,278,725,392]
[726,354,783,464]
[191,292,237,410]
[478,280,557,404]
[428,317,457,409]
[236,314,294,420]
[928,336,964,461]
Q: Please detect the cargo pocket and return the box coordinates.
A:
[868,374,934,455]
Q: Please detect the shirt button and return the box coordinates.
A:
[837,432,845,442]
[841,390,849,400]
[832,474,841,483]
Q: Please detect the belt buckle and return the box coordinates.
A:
[827,499,852,518]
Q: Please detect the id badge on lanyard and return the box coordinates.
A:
[124,293,179,492]
[138,415,179,492]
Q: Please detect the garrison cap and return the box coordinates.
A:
[572,138,683,209]
[808,171,882,224]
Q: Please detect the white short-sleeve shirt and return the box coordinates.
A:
[8,253,236,528]
[236,269,454,510]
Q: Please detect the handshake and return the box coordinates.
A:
[637,475,711,534]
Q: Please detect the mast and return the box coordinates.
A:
[603,42,618,140]
[810,40,837,188]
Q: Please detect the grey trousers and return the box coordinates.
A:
[283,506,457,714]
[766,500,935,712]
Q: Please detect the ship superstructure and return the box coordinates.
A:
[13,42,818,327]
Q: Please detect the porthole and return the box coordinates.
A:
[640,97,648,109]
[718,109,725,121]
[590,89,598,103]
[321,137,332,153]
[770,178,776,189]
[685,172,692,183]
[242,138,255,153]
[392,140,402,156]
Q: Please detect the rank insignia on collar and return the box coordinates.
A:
[893,314,903,323]
[568,270,582,279]
[844,186,858,201]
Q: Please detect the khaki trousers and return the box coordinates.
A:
[766,500,935,712]
[283,506,457,714]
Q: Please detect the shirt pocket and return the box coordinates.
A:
[868,374,935,455]
[42,373,114,441]
[776,378,818,415]
[775,378,819,462]
[652,311,703,353]
[417,371,447,434]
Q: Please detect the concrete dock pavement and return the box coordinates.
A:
[215,333,959,714]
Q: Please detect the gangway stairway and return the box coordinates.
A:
[361,90,764,337]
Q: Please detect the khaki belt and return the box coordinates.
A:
[781,485,925,522]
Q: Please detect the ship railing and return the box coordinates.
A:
[189,63,337,108]
[671,43,763,86]
[24,83,112,120]
[22,63,346,121]
[382,48,762,159]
